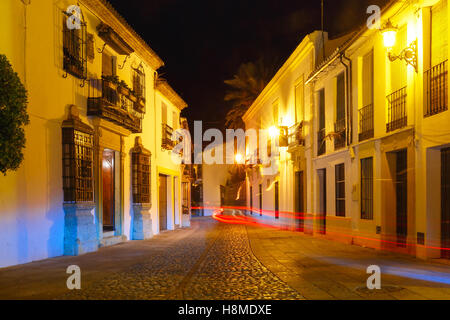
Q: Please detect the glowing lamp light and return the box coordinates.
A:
[235,153,243,164]
[381,20,398,49]
[268,126,279,138]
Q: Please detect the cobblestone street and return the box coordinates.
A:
[0,216,450,300]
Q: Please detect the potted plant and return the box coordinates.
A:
[102,75,119,90]
[128,89,137,103]
[138,96,145,109]
[118,80,130,96]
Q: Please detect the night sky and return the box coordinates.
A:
[108,0,389,127]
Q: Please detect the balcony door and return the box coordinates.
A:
[395,149,408,247]
[295,171,305,232]
[102,51,116,76]
[442,147,450,259]
[159,174,168,231]
[318,168,327,234]
[275,181,279,219]
[102,149,115,232]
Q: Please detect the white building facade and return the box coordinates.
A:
[244,0,450,260]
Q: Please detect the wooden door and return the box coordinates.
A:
[442,148,450,258]
[159,174,168,231]
[249,186,253,215]
[275,181,279,219]
[102,150,115,231]
[396,149,407,247]
[295,171,305,231]
[259,184,263,216]
[318,169,327,234]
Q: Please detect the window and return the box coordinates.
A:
[162,102,167,124]
[63,10,87,79]
[62,109,94,203]
[335,163,345,217]
[132,138,151,204]
[317,89,326,156]
[272,100,279,125]
[335,73,346,149]
[424,0,448,116]
[132,66,145,99]
[173,111,178,130]
[432,0,448,67]
[295,78,304,123]
[361,157,373,220]
[161,102,174,150]
[359,50,374,141]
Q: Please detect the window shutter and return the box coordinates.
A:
[432,0,448,66]
[295,79,304,123]
[336,72,345,121]
[162,102,167,124]
[362,50,374,107]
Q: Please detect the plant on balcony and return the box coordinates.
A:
[0,54,29,175]
[138,96,145,108]
[118,80,130,96]
[101,74,119,90]
[128,89,138,103]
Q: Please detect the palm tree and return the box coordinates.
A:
[224,57,279,129]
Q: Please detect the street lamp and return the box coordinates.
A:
[235,153,244,164]
[381,19,418,72]
[381,20,397,48]
[268,126,279,138]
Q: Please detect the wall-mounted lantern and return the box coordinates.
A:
[381,20,418,72]
[279,126,289,147]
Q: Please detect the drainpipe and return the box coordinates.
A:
[154,70,158,161]
[340,53,353,146]
[21,0,31,86]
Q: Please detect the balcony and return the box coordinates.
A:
[359,104,374,142]
[334,118,346,149]
[87,78,144,133]
[317,128,326,156]
[162,123,175,150]
[424,60,448,117]
[287,122,305,153]
[386,86,407,132]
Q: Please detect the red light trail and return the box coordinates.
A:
[191,206,450,253]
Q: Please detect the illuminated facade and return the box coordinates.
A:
[244,0,450,260]
[0,0,189,267]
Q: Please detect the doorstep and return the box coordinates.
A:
[100,234,127,248]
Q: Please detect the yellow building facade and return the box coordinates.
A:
[0,0,189,267]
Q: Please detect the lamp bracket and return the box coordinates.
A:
[388,39,418,72]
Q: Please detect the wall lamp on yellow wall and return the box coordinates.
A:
[381,20,418,72]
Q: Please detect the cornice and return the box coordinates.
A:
[80,0,164,70]
[156,80,188,111]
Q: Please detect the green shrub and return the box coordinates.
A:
[0,54,29,175]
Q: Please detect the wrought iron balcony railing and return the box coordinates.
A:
[317,128,326,156]
[162,123,175,150]
[386,86,407,132]
[424,59,448,117]
[359,103,374,142]
[287,122,305,151]
[334,118,346,149]
[87,79,144,133]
